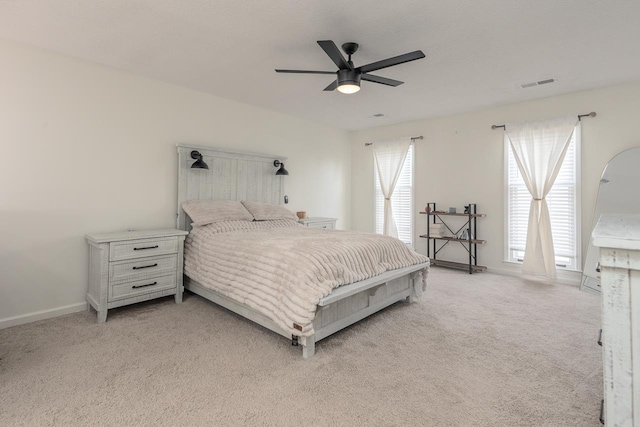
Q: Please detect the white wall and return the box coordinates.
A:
[0,39,351,326]
[351,82,640,280]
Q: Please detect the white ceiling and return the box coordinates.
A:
[1,0,640,130]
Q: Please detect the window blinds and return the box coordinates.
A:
[375,144,414,246]
[506,129,579,269]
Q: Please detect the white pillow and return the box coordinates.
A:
[182,200,253,226]
[241,200,298,221]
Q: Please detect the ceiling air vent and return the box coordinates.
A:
[521,78,556,89]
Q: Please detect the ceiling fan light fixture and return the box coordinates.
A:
[336,68,361,95]
[337,84,360,94]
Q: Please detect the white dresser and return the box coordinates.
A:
[593,214,640,426]
[298,217,337,229]
[86,229,188,323]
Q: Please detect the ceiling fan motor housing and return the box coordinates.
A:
[337,68,361,86]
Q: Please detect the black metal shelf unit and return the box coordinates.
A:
[419,202,487,274]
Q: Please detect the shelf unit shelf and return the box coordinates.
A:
[430,259,487,272]
[420,202,486,274]
[419,235,486,244]
[419,211,486,218]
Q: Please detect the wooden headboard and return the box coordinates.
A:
[176,144,287,231]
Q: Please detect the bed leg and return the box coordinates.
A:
[302,335,316,359]
[406,294,414,303]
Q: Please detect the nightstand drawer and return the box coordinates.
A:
[109,274,177,302]
[307,222,334,230]
[110,255,177,283]
[299,217,337,229]
[110,237,179,261]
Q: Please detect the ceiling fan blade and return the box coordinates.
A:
[323,80,338,91]
[275,69,336,74]
[361,74,404,87]
[358,50,425,74]
[317,40,353,70]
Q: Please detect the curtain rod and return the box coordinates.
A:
[491,112,596,130]
[364,136,423,146]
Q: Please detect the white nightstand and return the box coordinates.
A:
[298,217,337,230]
[86,229,188,323]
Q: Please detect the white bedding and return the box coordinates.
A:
[184,219,429,337]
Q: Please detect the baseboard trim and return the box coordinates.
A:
[0,302,87,330]
[0,264,582,329]
[487,264,582,286]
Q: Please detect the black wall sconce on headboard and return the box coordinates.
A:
[273,160,289,176]
[190,151,209,169]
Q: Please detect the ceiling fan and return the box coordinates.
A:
[275,40,425,94]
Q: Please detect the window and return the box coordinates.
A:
[505,125,581,270]
[375,144,414,246]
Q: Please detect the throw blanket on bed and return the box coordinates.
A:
[184,219,429,337]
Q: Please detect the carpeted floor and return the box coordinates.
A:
[0,268,602,427]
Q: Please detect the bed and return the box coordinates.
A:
[177,144,429,358]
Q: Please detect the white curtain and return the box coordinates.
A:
[373,137,411,238]
[505,116,578,279]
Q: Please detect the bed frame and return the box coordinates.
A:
[177,144,428,358]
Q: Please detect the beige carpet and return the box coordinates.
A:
[0,268,602,427]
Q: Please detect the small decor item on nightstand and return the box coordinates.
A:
[296,211,307,219]
[449,207,457,214]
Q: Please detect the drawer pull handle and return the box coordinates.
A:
[598,329,602,346]
[134,245,159,251]
[132,281,157,289]
[600,399,605,424]
[322,226,327,229]
[132,263,158,270]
